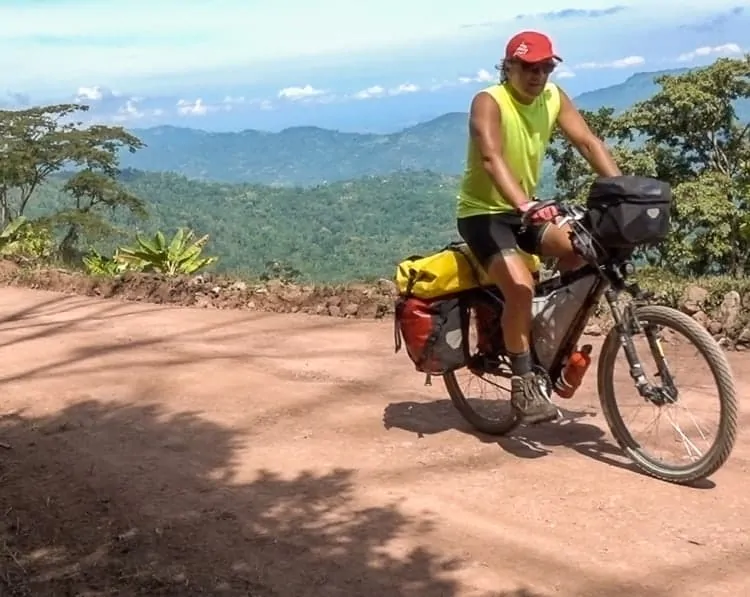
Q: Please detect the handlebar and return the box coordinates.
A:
[519,198,580,228]
[520,198,600,264]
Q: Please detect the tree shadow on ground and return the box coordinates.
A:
[0,293,385,389]
[0,294,469,596]
[2,399,738,597]
[382,397,716,490]
[0,399,464,596]
[0,291,738,596]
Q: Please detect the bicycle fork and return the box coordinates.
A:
[605,288,669,403]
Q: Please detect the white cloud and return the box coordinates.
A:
[2,0,746,96]
[2,0,593,93]
[115,99,143,120]
[277,84,326,101]
[177,98,211,116]
[552,63,577,79]
[422,69,496,93]
[458,69,495,84]
[610,56,646,68]
[554,69,576,79]
[353,85,386,100]
[222,95,246,105]
[216,95,274,111]
[476,69,494,82]
[87,92,274,122]
[75,85,119,102]
[348,82,420,101]
[243,98,274,111]
[576,55,645,69]
[678,43,743,62]
[220,95,247,112]
[390,83,419,95]
[98,97,163,123]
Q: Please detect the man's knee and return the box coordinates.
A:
[540,221,581,253]
[538,222,582,270]
[486,251,534,306]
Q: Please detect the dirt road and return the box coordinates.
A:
[0,287,747,596]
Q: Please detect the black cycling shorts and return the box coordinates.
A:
[457,212,549,269]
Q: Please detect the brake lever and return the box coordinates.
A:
[556,215,572,228]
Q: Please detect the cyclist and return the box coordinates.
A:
[456,30,621,424]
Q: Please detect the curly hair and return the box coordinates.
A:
[494,59,509,83]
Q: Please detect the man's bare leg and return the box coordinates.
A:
[538,220,585,273]
[486,250,558,424]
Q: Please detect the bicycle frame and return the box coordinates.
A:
[468,264,603,383]
[463,203,651,388]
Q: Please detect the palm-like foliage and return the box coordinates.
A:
[116,228,218,276]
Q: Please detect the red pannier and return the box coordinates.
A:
[393,294,469,375]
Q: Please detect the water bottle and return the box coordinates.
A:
[554,344,593,398]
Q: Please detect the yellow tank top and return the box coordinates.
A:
[457,82,561,218]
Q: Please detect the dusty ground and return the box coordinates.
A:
[0,287,747,597]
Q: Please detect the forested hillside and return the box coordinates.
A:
[29,169,481,282]
[119,66,750,186]
[119,116,469,186]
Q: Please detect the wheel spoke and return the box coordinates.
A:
[442,305,519,436]
[665,406,704,460]
[598,305,737,484]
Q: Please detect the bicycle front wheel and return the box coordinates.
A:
[597,304,738,484]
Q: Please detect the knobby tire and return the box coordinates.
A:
[597,304,738,484]
[443,369,521,436]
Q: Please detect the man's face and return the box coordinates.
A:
[506,59,557,100]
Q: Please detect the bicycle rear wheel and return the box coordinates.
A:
[597,304,738,484]
[443,301,521,436]
[443,367,521,435]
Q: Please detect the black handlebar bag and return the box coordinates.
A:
[585,175,673,251]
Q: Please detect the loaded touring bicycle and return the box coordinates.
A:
[393,175,737,485]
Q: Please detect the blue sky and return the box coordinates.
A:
[1,0,748,132]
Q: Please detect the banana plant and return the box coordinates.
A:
[82,248,132,276]
[0,216,30,255]
[0,216,55,260]
[116,228,218,276]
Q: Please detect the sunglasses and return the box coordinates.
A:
[514,60,557,75]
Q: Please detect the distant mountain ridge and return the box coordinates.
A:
[118,67,749,186]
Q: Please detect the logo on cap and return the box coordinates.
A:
[513,43,529,57]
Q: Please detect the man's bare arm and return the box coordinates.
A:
[556,88,621,178]
[469,92,530,210]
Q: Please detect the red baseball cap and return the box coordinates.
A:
[505,31,562,63]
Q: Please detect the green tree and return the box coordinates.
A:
[0,103,147,261]
[260,260,301,283]
[547,56,750,276]
[546,106,659,202]
[545,106,660,266]
[547,106,619,203]
[616,55,750,276]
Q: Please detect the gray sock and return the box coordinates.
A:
[508,351,532,377]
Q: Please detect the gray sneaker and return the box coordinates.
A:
[510,372,559,424]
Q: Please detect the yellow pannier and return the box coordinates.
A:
[395,242,540,299]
